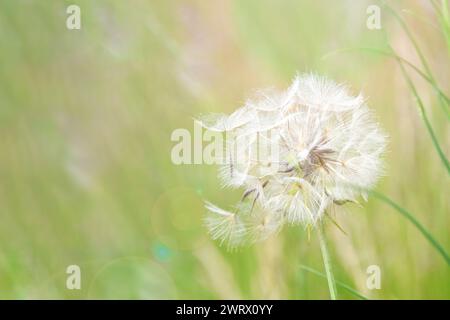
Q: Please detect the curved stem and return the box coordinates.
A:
[317,221,338,300]
[371,191,450,265]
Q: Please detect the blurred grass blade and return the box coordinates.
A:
[383,2,432,75]
[299,265,369,300]
[382,1,450,119]
[401,9,442,33]
[393,47,450,175]
[322,47,450,108]
[431,0,450,54]
[441,0,450,51]
[371,191,450,265]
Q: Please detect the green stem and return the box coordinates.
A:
[317,221,338,300]
[393,47,450,175]
[371,191,450,266]
[382,1,450,119]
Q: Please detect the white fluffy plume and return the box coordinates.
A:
[199,73,387,248]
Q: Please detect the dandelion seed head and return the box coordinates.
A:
[199,73,387,248]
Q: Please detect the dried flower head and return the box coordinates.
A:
[199,73,387,248]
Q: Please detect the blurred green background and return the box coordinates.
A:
[0,0,448,299]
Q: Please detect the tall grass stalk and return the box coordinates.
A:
[431,0,450,54]
[322,47,450,105]
[392,45,450,175]
[383,1,450,119]
[372,191,450,265]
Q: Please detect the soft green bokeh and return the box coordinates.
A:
[0,0,448,299]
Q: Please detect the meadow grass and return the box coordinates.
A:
[0,0,448,299]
